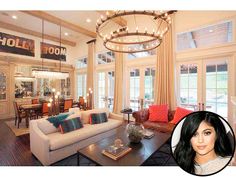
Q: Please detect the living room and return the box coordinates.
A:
[0,1,236,177]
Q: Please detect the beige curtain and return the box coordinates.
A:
[113,52,124,114]
[154,17,175,111]
[86,39,96,109]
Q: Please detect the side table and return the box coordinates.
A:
[121,111,133,123]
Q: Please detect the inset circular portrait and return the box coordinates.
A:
[171,111,235,176]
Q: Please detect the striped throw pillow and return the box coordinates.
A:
[59,117,83,134]
[90,112,108,124]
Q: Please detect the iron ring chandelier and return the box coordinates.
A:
[96,10,176,53]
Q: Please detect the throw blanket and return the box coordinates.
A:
[47,113,72,128]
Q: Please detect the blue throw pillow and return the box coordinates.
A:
[90,112,108,124]
[59,117,83,133]
[47,112,73,128]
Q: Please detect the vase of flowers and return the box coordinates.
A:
[126,122,144,143]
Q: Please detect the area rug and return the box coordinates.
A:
[5,120,29,136]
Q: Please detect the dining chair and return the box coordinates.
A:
[78,96,86,110]
[32,98,39,104]
[13,101,27,128]
[39,102,49,117]
[62,99,73,112]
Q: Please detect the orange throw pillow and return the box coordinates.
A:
[170,107,193,124]
[148,104,168,122]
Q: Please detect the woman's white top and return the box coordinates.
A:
[194,156,231,175]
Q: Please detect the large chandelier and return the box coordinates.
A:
[96,10,175,53]
[32,19,69,79]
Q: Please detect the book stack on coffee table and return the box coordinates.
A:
[102,145,132,160]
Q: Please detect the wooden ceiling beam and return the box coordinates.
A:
[21,11,97,38]
[97,11,127,27]
[0,21,76,47]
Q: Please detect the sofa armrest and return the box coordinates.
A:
[132,109,149,123]
[30,120,50,165]
[109,112,124,121]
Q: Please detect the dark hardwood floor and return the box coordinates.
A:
[0,119,42,166]
[0,119,177,166]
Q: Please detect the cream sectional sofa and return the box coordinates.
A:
[29,108,123,165]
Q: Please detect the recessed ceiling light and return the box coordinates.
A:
[12,15,17,19]
[64,32,69,36]
[86,18,91,23]
[209,29,213,33]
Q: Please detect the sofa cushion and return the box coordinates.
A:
[59,117,83,134]
[67,112,81,120]
[148,104,168,122]
[90,112,108,124]
[48,118,122,151]
[170,107,193,124]
[37,118,59,135]
[143,121,175,133]
[81,108,109,124]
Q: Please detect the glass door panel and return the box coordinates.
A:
[144,68,155,108]
[77,74,86,97]
[97,71,114,111]
[129,69,140,111]
[179,64,198,110]
[205,62,228,117]
[98,72,106,108]
[107,71,114,111]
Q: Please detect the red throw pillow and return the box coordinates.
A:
[148,104,168,122]
[170,107,193,124]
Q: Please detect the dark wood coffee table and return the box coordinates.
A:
[77,125,171,166]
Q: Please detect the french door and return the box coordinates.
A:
[97,71,114,111]
[127,67,155,111]
[177,57,231,118]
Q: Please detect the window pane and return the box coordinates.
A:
[76,57,87,68]
[217,73,227,89]
[217,103,227,117]
[216,89,227,103]
[180,89,188,104]
[188,89,197,104]
[130,69,140,111]
[177,21,232,51]
[206,102,216,113]
[97,51,115,65]
[189,75,197,88]
[206,75,216,88]
[180,76,188,88]
[205,62,228,118]
[206,88,217,102]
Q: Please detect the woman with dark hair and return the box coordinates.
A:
[173,111,234,175]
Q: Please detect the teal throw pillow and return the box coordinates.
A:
[90,112,108,124]
[59,117,83,133]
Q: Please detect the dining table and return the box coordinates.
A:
[20,103,42,128]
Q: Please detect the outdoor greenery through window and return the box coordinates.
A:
[97,51,115,65]
[76,57,87,68]
[177,21,233,51]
